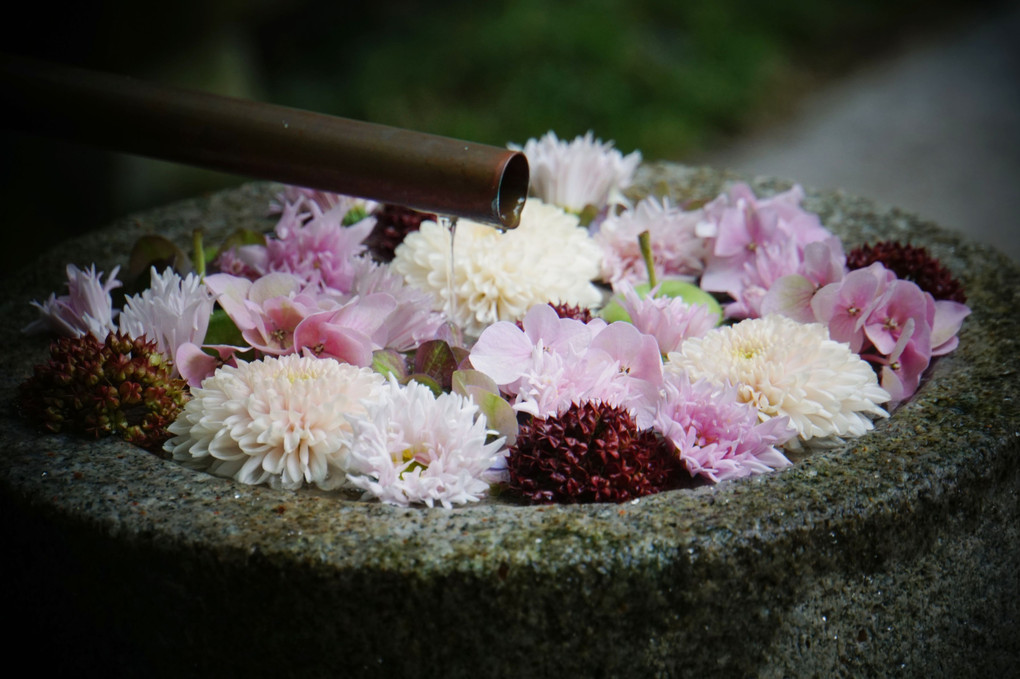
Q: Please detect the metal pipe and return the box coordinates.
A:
[1,55,529,228]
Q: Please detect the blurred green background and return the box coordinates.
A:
[1,0,999,271]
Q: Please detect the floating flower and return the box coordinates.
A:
[343,377,506,508]
[511,131,641,213]
[20,332,187,451]
[847,241,966,303]
[698,183,836,319]
[653,374,794,483]
[165,355,386,490]
[24,264,121,340]
[507,401,682,504]
[613,282,718,355]
[264,200,376,292]
[470,304,661,422]
[119,267,215,373]
[392,199,602,336]
[668,315,890,446]
[595,196,706,286]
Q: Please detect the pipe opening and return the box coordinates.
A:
[495,151,530,229]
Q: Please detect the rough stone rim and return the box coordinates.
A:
[1,163,1015,578]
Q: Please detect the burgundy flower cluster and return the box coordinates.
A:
[19,332,188,451]
[507,401,683,503]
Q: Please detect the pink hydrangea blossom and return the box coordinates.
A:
[805,261,970,406]
[469,303,662,422]
[699,183,838,319]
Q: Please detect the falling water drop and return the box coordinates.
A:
[437,215,460,342]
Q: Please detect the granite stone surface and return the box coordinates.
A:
[1,165,1017,678]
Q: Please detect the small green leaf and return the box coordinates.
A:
[452,369,500,398]
[468,388,518,447]
[344,206,370,226]
[203,309,245,346]
[372,349,409,381]
[127,235,193,288]
[406,374,443,396]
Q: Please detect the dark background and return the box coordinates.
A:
[1,0,1008,272]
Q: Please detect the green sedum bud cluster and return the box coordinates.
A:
[19,332,188,452]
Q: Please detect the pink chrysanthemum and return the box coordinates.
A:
[652,374,794,483]
[595,196,706,286]
[118,267,214,374]
[614,282,718,355]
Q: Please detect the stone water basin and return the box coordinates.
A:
[1,163,1017,678]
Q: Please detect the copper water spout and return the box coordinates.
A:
[1,55,529,228]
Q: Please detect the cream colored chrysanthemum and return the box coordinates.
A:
[666,315,890,445]
[164,355,386,490]
[391,199,603,336]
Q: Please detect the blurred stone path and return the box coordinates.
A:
[695,3,1020,263]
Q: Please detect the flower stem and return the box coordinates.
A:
[192,229,206,279]
[638,230,657,290]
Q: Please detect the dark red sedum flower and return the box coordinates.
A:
[507,401,683,504]
[847,241,966,303]
[19,332,188,452]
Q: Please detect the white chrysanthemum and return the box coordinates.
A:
[119,267,214,369]
[392,199,603,336]
[666,315,890,446]
[343,378,507,508]
[164,355,386,490]
[512,131,641,212]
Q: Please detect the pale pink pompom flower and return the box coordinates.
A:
[595,196,706,287]
[343,377,507,508]
[614,282,718,355]
[512,130,641,213]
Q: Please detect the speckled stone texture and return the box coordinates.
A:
[1,165,1017,678]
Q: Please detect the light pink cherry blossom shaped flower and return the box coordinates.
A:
[292,293,397,367]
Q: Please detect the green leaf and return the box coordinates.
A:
[372,349,409,382]
[405,373,443,396]
[452,369,500,397]
[452,369,517,446]
[468,388,518,447]
[203,309,245,346]
[413,340,458,391]
[127,235,193,289]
